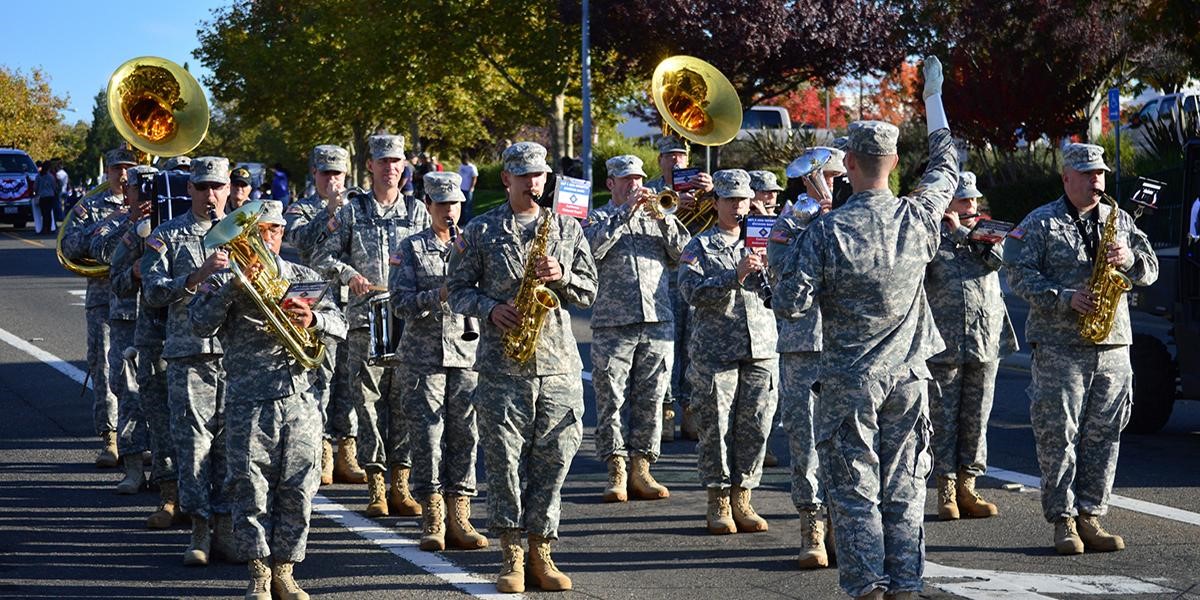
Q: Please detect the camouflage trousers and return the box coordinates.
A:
[780,351,822,511]
[667,283,691,408]
[591,322,673,462]
[137,343,174,483]
[1028,344,1132,523]
[401,363,479,500]
[689,357,778,490]
[313,338,357,441]
[817,369,932,598]
[928,360,999,479]
[226,393,322,563]
[166,355,229,519]
[86,305,116,435]
[474,371,583,539]
[347,328,409,473]
[109,319,147,456]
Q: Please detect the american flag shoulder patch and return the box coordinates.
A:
[679,249,698,265]
[1008,227,1026,240]
[454,235,468,253]
[769,229,792,244]
[146,237,166,253]
[327,217,339,232]
[389,252,403,266]
[286,204,303,214]
[73,203,86,216]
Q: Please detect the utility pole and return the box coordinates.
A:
[581,0,593,182]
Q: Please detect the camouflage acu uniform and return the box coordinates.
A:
[645,175,692,409]
[583,200,689,461]
[773,126,958,597]
[1005,195,1158,523]
[142,210,229,519]
[190,255,348,562]
[389,228,480,499]
[447,202,597,538]
[312,189,431,472]
[925,224,1017,479]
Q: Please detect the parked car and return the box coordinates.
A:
[0,147,38,228]
[1122,92,1200,151]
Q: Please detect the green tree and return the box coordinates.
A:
[0,67,69,161]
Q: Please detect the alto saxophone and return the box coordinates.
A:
[1078,191,1133,343]
[502,208,561,363]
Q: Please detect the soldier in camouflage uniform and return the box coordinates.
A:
[749,170,784,468]
[447,142,597,593]
[584,154,689,503]
[389,171,488,553]
[61,147,137,467]
[312,134,431,518]
[644,135,714,442]
[772,57,953,599]
[190,200,348,600]
[679,169,778,536]
[1005,143,1158,555]
[284,144,365,487]
[141,156,234,566]
[925,171,1018,522]
[765,150,843,568]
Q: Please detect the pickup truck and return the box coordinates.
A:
[0,148,38,228]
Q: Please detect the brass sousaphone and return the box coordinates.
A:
[56,56,209,277]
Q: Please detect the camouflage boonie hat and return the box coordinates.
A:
[259,200,286,225]
[502,142,552,176]
[955,171,983,200]
[368,134,406,160]
[312,144,350,172]
[605,154,647,178]
[163,156,191,171]
[1063,143,1110,172]
[105,148,137,167]
[847,121,900,155]
[713,169,753,199]
[190,157,231,185]
[748,170,784,192]
[656,135,688,155]
[422,172,465,203]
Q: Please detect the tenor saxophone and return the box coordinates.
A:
[502,208,561,363]
[1078,191,1133,343]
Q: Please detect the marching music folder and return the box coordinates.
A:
[968,219,1015,245]
[282,280,330,307]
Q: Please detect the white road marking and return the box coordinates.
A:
[925,562,1172,599]
[68,290,86,296]
[0,327,91,390]
[988,467,1200,527]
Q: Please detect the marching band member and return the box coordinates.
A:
[313,134,431,518]
[584,155,689,503]
[389,172,488,552]
[679,169,778,536]
[1005,143,1157,554]
[190,200,348,600]
[924,172,1017,521]
[748,170,783,216]
[228,167,254,211]
[447,142,597,593]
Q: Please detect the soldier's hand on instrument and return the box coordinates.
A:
[691,172,714,192]
[283,301,314,328]
[1070,290,1097,315]
[201,250,230,277]
[130,200,152,221]
[349,274,373,297]
[943,210,961,230]
[923,56,943,99]
[490,303,521,331]
[535,255,563,283]
[678,191,697,211]
[330,182,347,211]
[1105,241,1132,269]
[737,253,764,283]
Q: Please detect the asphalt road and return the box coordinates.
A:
[1,224,1198,600]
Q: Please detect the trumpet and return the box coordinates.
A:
[447,218,480,341]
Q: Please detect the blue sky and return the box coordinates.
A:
[0,1,228,122]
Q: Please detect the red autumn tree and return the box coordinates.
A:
[767,86,849,128]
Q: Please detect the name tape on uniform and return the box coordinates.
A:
[744,216,776,249]
[554,176,592,220]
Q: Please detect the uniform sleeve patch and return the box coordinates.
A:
[326,217,339,232]
[73,203,86,216]
[286,204,303,214]
[1008,227,1026,240]
[454,235,468,253]
[389,252,403,266]
[769,229,793,244]
[680,249,698,265]
[122,232,134,247]
[146,237,166,253]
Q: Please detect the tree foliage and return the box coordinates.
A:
[766,85,849,129]
[0,67,69,161]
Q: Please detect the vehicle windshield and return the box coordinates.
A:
[741,110,785,130]
[0,154,37,174]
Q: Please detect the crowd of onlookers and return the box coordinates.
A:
[32,158,81,235]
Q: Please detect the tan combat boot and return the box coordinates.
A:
[1054,516,1085,555]
[419,493,446,551]
[446,494,489,549]
[527,534,573,591]
[147,480,182,529]
[629,455,670,500]
[957,470,998,518]
[334,437,368,484]
[365,469,389,517]
[245,557,271,600]
[272,561,310,600]
[602,455,628,503]
[662,404,676,442]
[706,487,736,535]
[95,431,119,468]
[213,513,243,564]
[388,467,422,516]
[681,405,699,441]
[319,440,333,486]
[731,486,769,532]
[496,530,525,593]
[763,449,779,468]
[183,516,211,566]
[797,509,829,568]
[116,453,145,495]
[1078,514,1125,551]
[937,475,959,520]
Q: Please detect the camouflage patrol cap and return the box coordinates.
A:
[819,147,847,174]
[422,172,465,203]
[605,154,647,178]
[955,171,983,200]
[312,144,350,173]
[163,156,191,171]
[501,142,552,176]
[368,134,406,160]
[656,135,688,155]
[190,157,231,185]
[1062,143,1110,173]
[259,200,286,225]
[748,170,784,192]
[847,121,900,156]
[123,165,158,184]
[713,169,753,199]
[105,148,137,167]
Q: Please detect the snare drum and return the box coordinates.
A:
[367,293,402,366]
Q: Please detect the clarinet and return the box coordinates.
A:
[447,218,480,341]
[737,215,773,308]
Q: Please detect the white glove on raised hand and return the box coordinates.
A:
[922,56,948,133]
[923,56,943,99]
